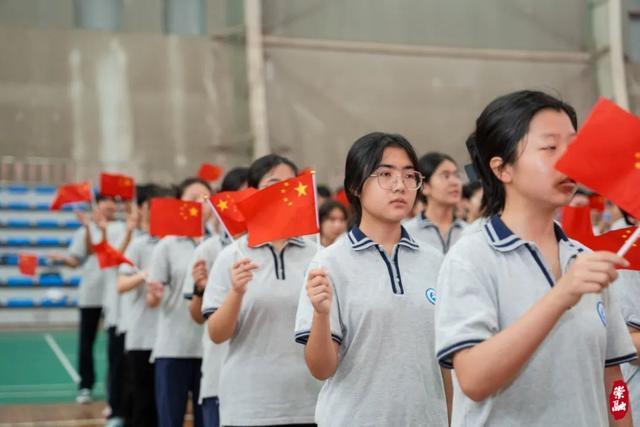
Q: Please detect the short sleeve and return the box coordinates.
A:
[68,227,87,260]
[201,243,237,319]
[294,254,343,346]
[148,238,170,286]
[604,274,638,367]
[119,238,140,276]
[435,254,499,369]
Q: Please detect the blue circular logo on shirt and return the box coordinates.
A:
[425,288,437,305]
[596,301,606,326]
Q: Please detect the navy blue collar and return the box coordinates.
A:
[347,225,419,252]
[483,215,572,253]
[252,236,306,249]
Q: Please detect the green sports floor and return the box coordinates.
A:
[0,329,107,405]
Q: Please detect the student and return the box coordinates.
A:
[202,155,321,427]
[318,200,348,248]
[435,90,636,426]
[183,167,249,427]
[117,184,169,427]
[147,178,213,427]
[53,194,125,405]
[404,151,465,253]
[295,132,450,427]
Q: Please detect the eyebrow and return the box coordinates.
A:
[540,132,576,138]
[377,163,416,170]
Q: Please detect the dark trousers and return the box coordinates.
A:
[154,357,203,427]
[107,327,126,417]
[77,307,102,390]
[125,350,157,427]
[201,396,220,427]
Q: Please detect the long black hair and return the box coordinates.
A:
[467,90,577,217]
[220,167,249,192]
[419,152,457,184]
[247,154,298,189]
[344,132,420,226]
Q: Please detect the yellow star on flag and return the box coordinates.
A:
[294,182,308,197]
[217,200,229,211]
[189,207,199,217]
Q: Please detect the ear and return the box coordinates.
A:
[421,181,431,198]
[489,156,513,184]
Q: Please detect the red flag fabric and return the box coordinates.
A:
[561,206,594,245]
[149,198,203,238]
[237,171,319,247]
[50,182,92,210]
[91,240,134,269]
[556,98,640,219]
[197,163,224,182]
[100,173,135,200]
[333,189,350,209]
[561,205,640,270]
[18,253,38,276]
[589,194,606,212]
[209,188,258,236]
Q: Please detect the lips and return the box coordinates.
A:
[390,199,407,206]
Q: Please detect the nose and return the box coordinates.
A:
[391,176,407,193]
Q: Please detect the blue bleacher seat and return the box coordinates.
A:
[6,202,30,210]
[6,297,35,308]
[35,202,51,211]
[35,238,68,247]
[63,220,82,228]
[6,219,31,228]
[5,238,30,246]
[69,277,81,287]
[34,186,57,194]
[6,277,34,287]
[3,254,19,265]
[6,185,29,194]
[41,297,68,307]
[39,276,63,287]
[35,219,59,229]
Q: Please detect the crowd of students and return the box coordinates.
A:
[54,89,640,427]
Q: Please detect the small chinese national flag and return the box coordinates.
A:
[333,189,350,209]
[197,163,224,182]
[91,240,133,269]
[209,188,258,236]
[149,198,203,238]
[237,171,319,247]
[100,173,135,200]
[555,98,640,219]
[588,194,606,212]
[50,182,92,210]
[18,253,38,276]
[561,205,594,245]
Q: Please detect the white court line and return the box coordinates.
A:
[43,334,80,384]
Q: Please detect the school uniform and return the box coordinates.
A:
[149,235,206,427]
[68,221,125,393]
[182,234,231,427]
[612,270,640,426]
[201,235,321,427]
[435,216,637,427]
[295,226,448,427]
[404,211,466,253]
[119,232,160,427]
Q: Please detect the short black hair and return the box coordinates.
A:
[316,184,332,199]
[468,90,577,217]
[418,152,457,183]
[462,181,482,200]
[220,167,249,192]
[135,184,173,206]
[318,199,348,224]
[247,154,298,189]
[174,177,213,199]
[344,132,420,226]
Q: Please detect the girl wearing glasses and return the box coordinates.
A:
[295,132,450,426]
[405,152,465,254]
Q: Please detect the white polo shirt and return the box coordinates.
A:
[435,216,637,426]
[404,211,466,253]
[295,226,448,427]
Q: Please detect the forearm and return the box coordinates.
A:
[628,328,640,366]
[453,288,568,401]
[189,297,206,325]
[117,273,145,294]
[441,368,453,424]
[118,230,134,253]
[304,312,339,380]
[207,290,243,344]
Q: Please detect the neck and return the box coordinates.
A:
[359,213,402,255]
[320,235,332,247]
[500,194,557,243]
[425,201,454,227]
[271,239,287,252]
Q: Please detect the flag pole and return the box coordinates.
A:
[205,197,248,259]
[311,171,322,251]
[617,227,640,257]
